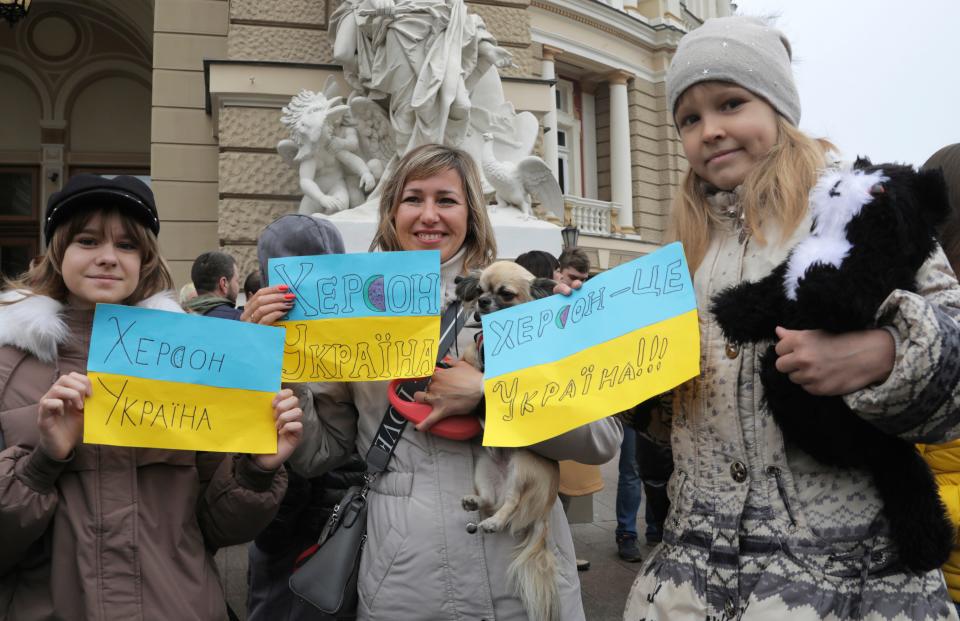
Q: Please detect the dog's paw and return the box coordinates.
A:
[461,495,481,512]
[479,516,504,533]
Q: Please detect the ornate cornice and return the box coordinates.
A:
[531,0,686,52]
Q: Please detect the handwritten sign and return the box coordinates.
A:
[481,242,700,447]
[269,250,442,382]
[84,305,284,453]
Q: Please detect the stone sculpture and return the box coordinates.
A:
[330,0,513,155]
[480,133,563,220]
[279,0,565,254]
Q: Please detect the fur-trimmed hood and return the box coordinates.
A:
[0,290,182,363]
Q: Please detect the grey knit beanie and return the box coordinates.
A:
[666,16,800,127]
[257,214,346,283]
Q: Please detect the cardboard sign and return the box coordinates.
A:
[269,250,442,382]
[84,305,284,453]
[481,242,700,447]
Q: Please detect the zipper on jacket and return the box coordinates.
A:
[767,465,796,527]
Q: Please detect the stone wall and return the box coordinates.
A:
[152,0,228,285]
[628,76,680,244]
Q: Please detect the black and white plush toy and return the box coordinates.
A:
[711,158,954,572]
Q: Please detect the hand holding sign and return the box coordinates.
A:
[37,372,92,460]
[242,284,296,326]
[252,388,304,470]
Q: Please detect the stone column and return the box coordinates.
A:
[541,45,562,182]
[607,70,634,233]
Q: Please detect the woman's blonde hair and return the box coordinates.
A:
[671,116,833,272]
[3,206,174,305]
[370,143,497,272]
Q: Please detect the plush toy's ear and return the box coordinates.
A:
[454,272,482,302]
[913,167,951,230]
[854,156,873,170]
[530,277,557,300]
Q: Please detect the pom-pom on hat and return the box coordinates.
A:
[44,174,159,243]
[666,16,800,127]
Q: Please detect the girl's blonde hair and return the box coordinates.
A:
[3,206,174,305]
[370,144,497,272]
[671,116,833,272]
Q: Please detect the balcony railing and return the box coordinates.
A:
[563,195,621,236]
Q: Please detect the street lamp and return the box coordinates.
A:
[561,225,579,250]
[0,0,31,26]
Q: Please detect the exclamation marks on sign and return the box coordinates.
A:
[636,335,669,374]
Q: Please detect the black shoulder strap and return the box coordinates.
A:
[364,301,466,474]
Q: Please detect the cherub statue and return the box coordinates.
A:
[277,79,388,214]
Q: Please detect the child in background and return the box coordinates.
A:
[0,174,302,621]
[622,17,960,621]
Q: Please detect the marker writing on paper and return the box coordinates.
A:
[281,327,435,381]
[486,258,687,356]
[97,376,213,431]
[104,318,227,373]
[492,335,669,421]
[273,264,441,317]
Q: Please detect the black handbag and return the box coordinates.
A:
[288,302,467,618]
[289,482,369,617]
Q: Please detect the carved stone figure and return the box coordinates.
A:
[277,80,388,214]
[479,133,563,220]
[330,0,514,156]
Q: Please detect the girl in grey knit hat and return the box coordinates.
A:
[623,15,960,621]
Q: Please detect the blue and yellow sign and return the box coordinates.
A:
[84,305,284,453]
[269,250,442,382]
[481,242,700,447]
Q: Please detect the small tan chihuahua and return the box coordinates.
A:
[455,261,562,621]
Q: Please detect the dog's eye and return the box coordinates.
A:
[500,291,516,301]
[869,183,885,195]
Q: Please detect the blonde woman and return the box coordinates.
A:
[245,144,621,620]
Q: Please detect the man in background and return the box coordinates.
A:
[185,251,242,320]
[557,247,590,284]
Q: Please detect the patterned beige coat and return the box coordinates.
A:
[625,188,960,621]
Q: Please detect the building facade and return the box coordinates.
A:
[0,0,732,284]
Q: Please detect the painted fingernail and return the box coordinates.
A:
[284,293,296,300]
[278,285,289,292]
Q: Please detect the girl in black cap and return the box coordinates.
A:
[0,174,302,621]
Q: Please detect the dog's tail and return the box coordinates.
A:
[508,518,559,621]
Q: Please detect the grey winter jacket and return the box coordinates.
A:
[624,188,960,621]
[289,250,623,621]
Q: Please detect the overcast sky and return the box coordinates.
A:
[732,0,960,167]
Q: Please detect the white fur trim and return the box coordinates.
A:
[0,290,67,363]
[138,291,184,313]
[784,168,887,300]
[0,289,182,362]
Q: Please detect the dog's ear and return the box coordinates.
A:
[455,271,483,302]
[530,277,557,300]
